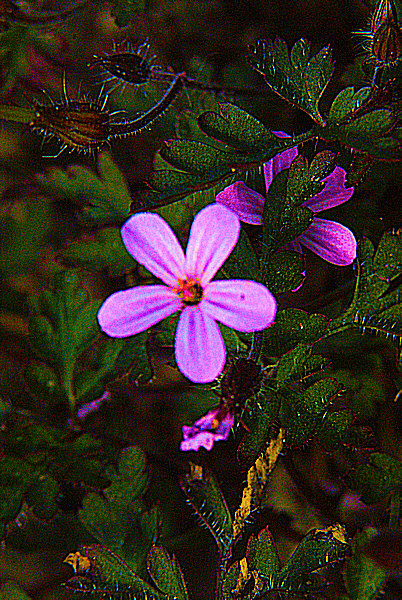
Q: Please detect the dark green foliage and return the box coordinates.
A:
[329,231,402,344]
[262,309,329,356]
[40,153,132,225]
[27,270,103,410]
[346,452,402,504]
[180,464,233,555]
[247,38,335,125]
[147,546,189,600]
[110,0,146,27]
[342,528,388,600]
[79,446,160,572]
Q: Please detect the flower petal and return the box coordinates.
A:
[185,203,240,285]
[202,279,277,331]
[215,182,264,225]
[121,213,186,286]
[175,306,226,383]
[264,131,299,190]
[298,218,357,266]
[98,285,181,337]
[303,167,354,213]
[180,409,234,451]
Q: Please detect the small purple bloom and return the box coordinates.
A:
[216,132,357,266]
[180,408,234,451]
[98,204,277,383]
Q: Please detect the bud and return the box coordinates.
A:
[31,100,110,154]
[372,20,402,64]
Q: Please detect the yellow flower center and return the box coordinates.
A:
[176,279,203,306]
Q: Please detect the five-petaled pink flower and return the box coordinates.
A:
[97,203,277,383]
[216,132,357,266]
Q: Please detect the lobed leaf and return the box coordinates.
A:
[343,528,388,600]
[247,38,334,125]
[262,309,329,356]
[345,452,402,504]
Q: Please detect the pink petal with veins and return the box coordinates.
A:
[98,285,181,337]
[175,306,226,383]
[185,203,240,285]
[298,218,357,266]
[203,279,277,331]
[303,167,354,213]
[121,212,186,286]
[215,182,264,225]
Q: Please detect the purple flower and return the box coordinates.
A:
[97,204,276,383]
[180,408,234,451]
[216,132,357,266]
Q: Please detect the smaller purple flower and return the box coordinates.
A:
[180,408,234,451]
[98,203,276,384]
[216,132,357,266]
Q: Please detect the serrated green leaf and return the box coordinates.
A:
[261,250,305,295]
[238,384,281,469]
[328,231,402,346]
[275,343,314,385]
[197,102,277,154]
[247,38,334,125]
[247,526,281,578]
[64,545,164,599]
[180,464,233,555]
[147,546,189,600]
[315,410,355,452]
[320,86,401,160]
[262,308,329,356]
[29,271,102,410]
[159,139,244,176]
[40,152,132,224]
[275,525,351,591]
[282,378,342,448]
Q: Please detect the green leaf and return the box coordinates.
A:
[62,228,137,275]
[281,378,342,448]
[110,0,146,27]
[247,526,281,579]
[113,332,153,384]
[64,545,164,599]
[23,362,66,405]
[26,473,58,520]
[275,525,351,591]
[197,102,277,154]
[79,446,149,549]
[180,464,233,555]
[319,87,401,160]
[247,38,334,125]
[159,139,244,177]
[0,581,33,600]
[221,229,260,281]
[346,452,402,504]
[147,546,189,600]
[315,410,355,452]
[261,250,305,295]
[29,270,102,410]
[238,384,281,469]
[40,152,132,225]
[344,528,388,600]
[0,105,34,123]
[262,308,329,356]
[329,231,402,346]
